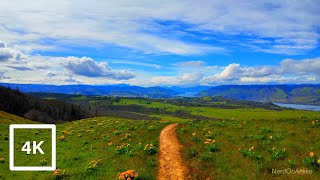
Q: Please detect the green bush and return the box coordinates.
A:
[270,148,287,160]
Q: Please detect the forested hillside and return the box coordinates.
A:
[0,86,91,123]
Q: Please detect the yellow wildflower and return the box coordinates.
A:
[310,152,315,157]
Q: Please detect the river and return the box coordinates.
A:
[274,103,320,112]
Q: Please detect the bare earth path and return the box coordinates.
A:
[158,124,189,180]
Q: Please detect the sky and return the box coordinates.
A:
[0,0,320,87]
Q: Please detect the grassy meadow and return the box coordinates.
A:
[0,96,320,179]
[0,114,169,179]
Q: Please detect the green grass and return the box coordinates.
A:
[114,98,318,121]
[0,116,169,179]
[0,111,36,124]
[177,117,320,179]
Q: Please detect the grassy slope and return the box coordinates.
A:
[0,115,169,179]
[177,117,320,179]
[0,110,36,124]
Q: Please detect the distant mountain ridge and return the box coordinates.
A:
[199,84,320,105]
[0,83,179,98]
[1,83,320,105]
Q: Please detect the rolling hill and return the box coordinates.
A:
[199,84,320,105]
[0,83,178,98]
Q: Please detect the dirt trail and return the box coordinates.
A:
[158,124,189,180]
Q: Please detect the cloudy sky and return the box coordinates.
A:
[0,0,320,86]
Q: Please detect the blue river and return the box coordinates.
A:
[274,103,320,112]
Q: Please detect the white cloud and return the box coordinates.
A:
[150,73,203,86]
[281,58,320,75]
[175,61,205,67]
[1,1,318,55]
[202,57,320,85]
[0,41,6,48]
[0,42,136,85]
[111,60,162,69]
[63,56,134,80]
[0,71,10,80]
[46,72,57,77]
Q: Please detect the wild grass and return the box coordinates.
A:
[178,116,320,179]
[0,116,169,179]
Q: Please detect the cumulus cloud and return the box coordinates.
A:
[0,41,6,48]
[202,57,320,85]
[0,42,24,61]
[63,56,134,80]
[150,73,203,86]
[0,71,10,80]
[0,48,15,61]
[281,58,320,75]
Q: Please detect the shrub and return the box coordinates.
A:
[206,143,219,152]
[311,120,320,128]
[271,148,287,160]
[303,152,320,169]
[116,143,131,155]
[260,127,271,134]
[86,159,102,173]
[288,160,296,168]
[240,146,262,161]
[144,144,157,155]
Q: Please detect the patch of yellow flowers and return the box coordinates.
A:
[144,144,153,150]
[87,158,102,169]
[204,139,216,144]
[118,170,139,180]
[53,169,66,177]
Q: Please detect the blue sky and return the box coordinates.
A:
[0,0,320,86]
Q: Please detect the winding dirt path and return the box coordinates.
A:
[158,124,189,180]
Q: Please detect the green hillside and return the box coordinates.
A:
[0,116,169,179]
[0,110,36,124]
[200,85,320,105]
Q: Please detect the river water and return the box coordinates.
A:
[274,103,320,112]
